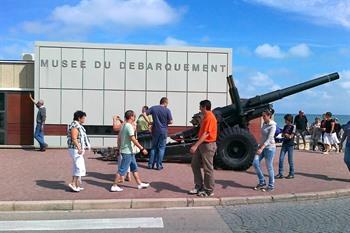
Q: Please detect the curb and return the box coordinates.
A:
[1,189,349,212]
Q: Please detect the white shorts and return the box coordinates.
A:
[69,149,86,177]
[323,133,340,145]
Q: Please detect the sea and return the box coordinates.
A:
[274,113,350,128]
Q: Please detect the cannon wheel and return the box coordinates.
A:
[215,127,258,170]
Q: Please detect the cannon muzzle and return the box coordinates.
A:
[246,72,339,108]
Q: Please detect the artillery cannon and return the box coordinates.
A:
[140,72,339,170]
[211,72,339,170]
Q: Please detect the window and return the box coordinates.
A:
[0,93,4,111]
[0,132,4,144]
[0,112,4,129]
[84,125,115,135]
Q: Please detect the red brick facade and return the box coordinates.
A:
[44,119,263,142]
[6,92,34,145]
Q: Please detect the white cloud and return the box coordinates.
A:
[339,70,350,88]
[22,0,182,37]
[288,43,311,57]
[255,43,312,59]
[248,72,281,91]
[164,36,187,46]
[248,0,350,29]
[0,40,33,60]
[339,47,350,56]
[249,72,274,86]
[255,44,285,58]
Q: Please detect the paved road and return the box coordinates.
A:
[217,197,350,233]
[0,198,350,233]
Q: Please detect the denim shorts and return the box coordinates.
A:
[118,153,138,176]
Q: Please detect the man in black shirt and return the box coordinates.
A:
[294,110,308,150]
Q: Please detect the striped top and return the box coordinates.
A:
[67,121,90,150]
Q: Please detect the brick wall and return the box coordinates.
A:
[248,117,262,142]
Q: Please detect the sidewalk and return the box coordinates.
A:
[0,148,349,210]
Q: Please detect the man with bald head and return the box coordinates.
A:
[30,93,47,151]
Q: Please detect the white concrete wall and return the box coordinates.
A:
[35,41,232,147]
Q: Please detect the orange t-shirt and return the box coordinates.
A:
[198,111,218,142]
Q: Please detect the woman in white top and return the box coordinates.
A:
[253,109,277,192]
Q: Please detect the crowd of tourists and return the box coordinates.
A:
[29,94,350,195]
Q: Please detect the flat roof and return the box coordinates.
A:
[0,60,34,64]
[35,41,232,53]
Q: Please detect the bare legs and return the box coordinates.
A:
[113,172,142,186]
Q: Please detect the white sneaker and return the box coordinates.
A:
[138,183,150,189]
[68,183,80,192]
[110,185,123,192]
[78,187,84,191]
[323,151,329,155]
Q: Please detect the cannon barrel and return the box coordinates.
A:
[246,72,339,108]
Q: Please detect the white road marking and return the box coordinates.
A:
[0,217,164,231]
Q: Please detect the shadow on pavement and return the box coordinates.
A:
[87,172,115,182]
[36,180,69,191]
[295,172,350,183]
[84,179,112,191]
[215,179,253,189]
[151,181,188,194]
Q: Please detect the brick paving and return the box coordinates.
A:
[0,148,349,201]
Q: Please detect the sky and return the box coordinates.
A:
[0,0,349,115]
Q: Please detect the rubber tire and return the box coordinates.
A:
[215,127,258,171]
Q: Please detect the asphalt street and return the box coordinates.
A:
[0,197,350,233]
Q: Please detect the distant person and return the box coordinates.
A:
[137,106,153,136]
[67,111,90,192]
[29,93,47,151]
[334,118,343,152]
[276,114,296,179]
[144,97,173,170]
[322,112,339,154]
[294,110,308,150]
[253,109,277,192]
[340,121,350,172]
[310,117,322,151]
[320,114,327,150]
[111,110,150,192]
[334,118,342,140]
[188,100,217,197]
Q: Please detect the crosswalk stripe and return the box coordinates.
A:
[0,217,164,231]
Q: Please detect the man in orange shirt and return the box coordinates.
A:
[189,100,218,197]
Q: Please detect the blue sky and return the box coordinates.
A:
[1,0,350,115]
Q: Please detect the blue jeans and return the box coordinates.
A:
[253,147,276,188]
[118,153,138,176]
[149,133,167,169]
[34,124,46,148]
[344,146,350,172]
[278,145,294,176]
